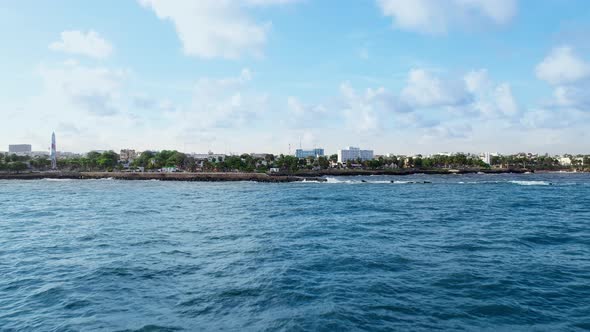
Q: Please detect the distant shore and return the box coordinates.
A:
[0,171,327,183]
[0,168,542,182]
[287,168,533,177]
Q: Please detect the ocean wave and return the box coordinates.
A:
[509,180,551,186]
[42,178,74,182]
[323,178,431,184]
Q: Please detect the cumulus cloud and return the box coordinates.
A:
[377,0,517,34]
[493,83,519,116]
[138,0,297,59]
[39,61,126,116]
[535,46,590,85]
[324,68,520,133]
[401,69,472,108]
[287,97,328,128]
[463,69,519,117]
[520,108,588,129]
[49,30,113,59]
[534,46,590,113]
[427,123,473,139]
[339,82,383,132]
[175,68,268,128]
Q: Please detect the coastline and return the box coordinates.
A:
[0,168,540,182]
[0,171,327,183]
[289,168,533,177]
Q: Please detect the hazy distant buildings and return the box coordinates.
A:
[120,149,137,162]
[295,148,324,159]
[8,144,32,154]
[558,157,572,166]
[338,147,374,163]
[191,151,226,162]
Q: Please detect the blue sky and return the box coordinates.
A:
[1,0,590,155]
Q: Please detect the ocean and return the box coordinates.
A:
[1,173,589,331]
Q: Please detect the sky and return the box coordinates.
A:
[1,0,590,155]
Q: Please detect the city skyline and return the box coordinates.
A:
[2,0,590,154]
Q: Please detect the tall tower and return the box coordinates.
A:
[51,132,57,170]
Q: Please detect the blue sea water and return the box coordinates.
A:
[0,173,589,331]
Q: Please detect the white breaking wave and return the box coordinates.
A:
[509,180,551,186]
[325,177,356,184]
[42,178,73,182]
[323,178,425,184]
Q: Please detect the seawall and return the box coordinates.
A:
[0,172,326,183]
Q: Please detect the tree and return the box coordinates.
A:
[97,151,119,170]
[134,151,155,168]
[318,156,329,169]
[7,161,28,173]
[414,157,423,168]
[30,157,51,170]
[276,155,299,173]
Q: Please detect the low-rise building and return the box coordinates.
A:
[250,153,272,159]
[337,147,374,163]
[558,157,572,166]
[191,151,226,162]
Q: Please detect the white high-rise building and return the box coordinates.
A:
[481,152,492,165]
[337,147,374,163]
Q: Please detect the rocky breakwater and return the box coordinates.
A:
[0,171,327,183]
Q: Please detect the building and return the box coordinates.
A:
[191,151,226,162]
[337,146,374,163]
[120,149,137,162]
[558,157,572,166]
[8,144,32,154]
[295,148,324,159]
[480,152,492,165]
[50,132,57,169]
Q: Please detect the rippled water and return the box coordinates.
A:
[1,173,589,331]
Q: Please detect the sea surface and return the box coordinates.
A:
[1,173,589,331]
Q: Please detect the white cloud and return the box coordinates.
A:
[463,69,519,117]
[552,86,590,109]
[138,0,296,59]
[464,69,492,94]
[39,61,126,116]
[535,46,590,85]
[49,30,113,59]
[377,0,517,34]
[427,123,473,139]
[535,46,590,112]
[520,108,587,129]
[172,68,268,128]
[401,69,471,108]
[288,97,326,117]
[493,83,518,116]
[339,82,381,132]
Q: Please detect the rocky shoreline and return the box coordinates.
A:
[0,171,327,183]
[289,168,533,177]
[0,168,537,182]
